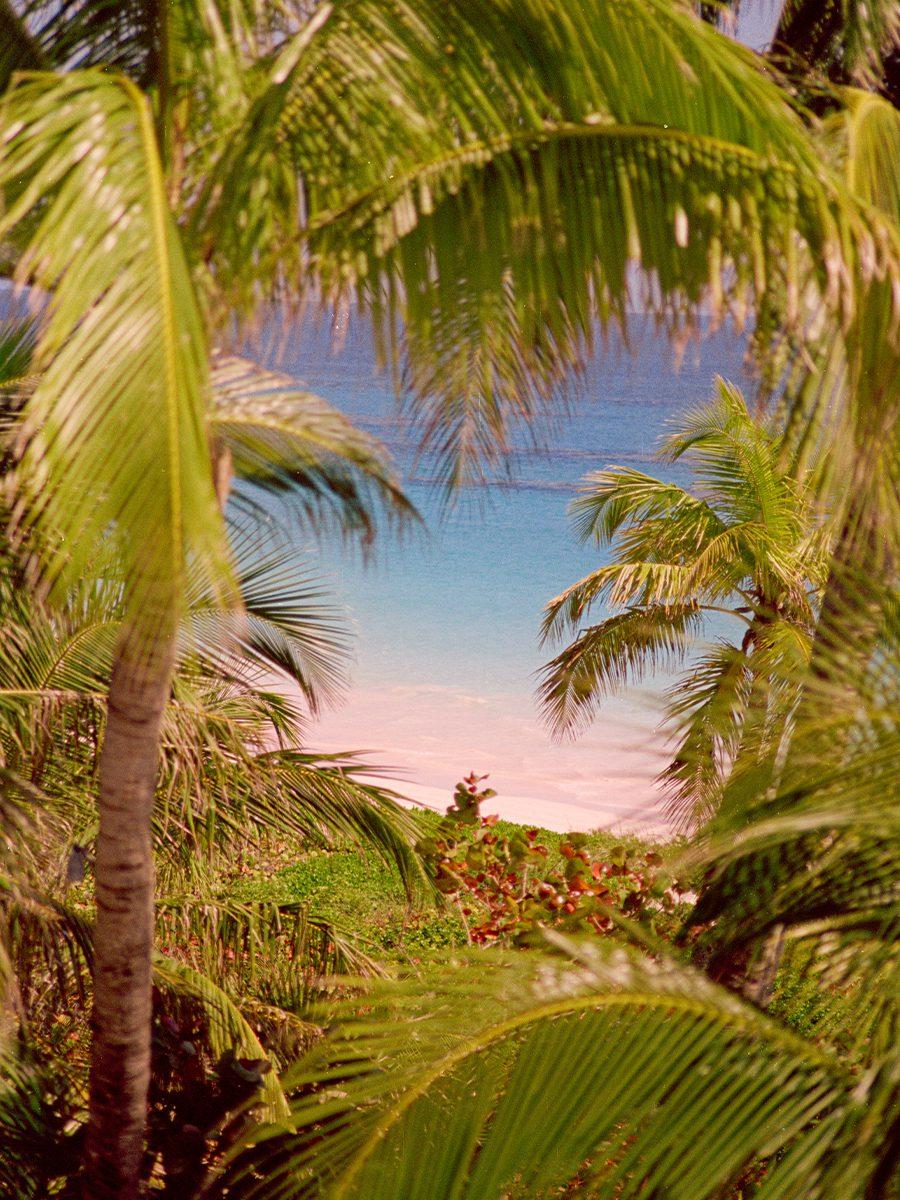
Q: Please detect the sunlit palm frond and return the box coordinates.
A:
[663,379,794,501]
[210,354,416,540]
[538,604,702,738]
[186,515,351,715]
[214,935,870,1200]
[540,562,697,641]
[0,71,231,631]
[569,469,725,550]
[182,0,899,488]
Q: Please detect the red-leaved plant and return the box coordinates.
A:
[417,775,689,945]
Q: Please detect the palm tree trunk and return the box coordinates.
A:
[83,625,176,1200]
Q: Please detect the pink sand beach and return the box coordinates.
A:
[310,685,672,837]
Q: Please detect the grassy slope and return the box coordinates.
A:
[227,808,660,964]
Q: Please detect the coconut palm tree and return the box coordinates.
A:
[203,572,898,1200]
[538,380,831,828]
[0,316,423,873]
[0,2,895,1196]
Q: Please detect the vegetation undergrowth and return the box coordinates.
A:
[226,793,677,965]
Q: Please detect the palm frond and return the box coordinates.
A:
[0,1043,85,1200]
[661,380,807,550]
[661,642,753,831]
[183,0,899,487]
[214,936,864,1200]
[0,70,232,632]
[243,752,430,898]
[689,592,899,1048]
[569,468,725,548]
[0,316,36,395]
[186,516,351,715]
[156,895,384,1017]
[0,885,93,1020]
[538,604,702,738]
[210,353,416,540]
[152,955,289,1121]
[842,88,900,219]
[5,1,159,84]
[770,0,900,91]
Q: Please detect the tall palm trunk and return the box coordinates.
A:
[83,625,177,1200]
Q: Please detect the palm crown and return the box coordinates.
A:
[539,380,830,827]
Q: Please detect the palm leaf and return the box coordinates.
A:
[152,954,289,1121]
[156,894,384,1016]
[769,0,900,90]
[210,354,416,540]
[688,589,899,1062]
[0,70,232,632]
[214,936,862,1200]
[184,0,899,487]
[3,1,159,84]
[186,516,351,715]
[569,468,726,549]
[538,604,702,737]
[661,641,753,830]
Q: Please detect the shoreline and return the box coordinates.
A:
[309,682,673,838]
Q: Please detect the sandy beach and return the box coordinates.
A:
[310,684,672,837]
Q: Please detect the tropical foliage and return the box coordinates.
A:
[538,381,830,828]
[0,0,897,1197]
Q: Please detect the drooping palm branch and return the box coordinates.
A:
[212,934,883,1200]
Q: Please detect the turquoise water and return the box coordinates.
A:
[255,317,749,700]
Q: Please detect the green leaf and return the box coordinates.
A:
[0,71,232,632]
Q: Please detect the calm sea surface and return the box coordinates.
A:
[255,318,748,691]
[243,317,749,832]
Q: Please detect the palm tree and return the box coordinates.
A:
[0,1,895,1195]
[205,576,898,1200]
[538,380,830,828]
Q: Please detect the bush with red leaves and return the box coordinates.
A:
[416,774,689,946]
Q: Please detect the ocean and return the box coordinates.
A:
[247,316,750,834]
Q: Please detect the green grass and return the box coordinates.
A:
[228,807,670,965]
